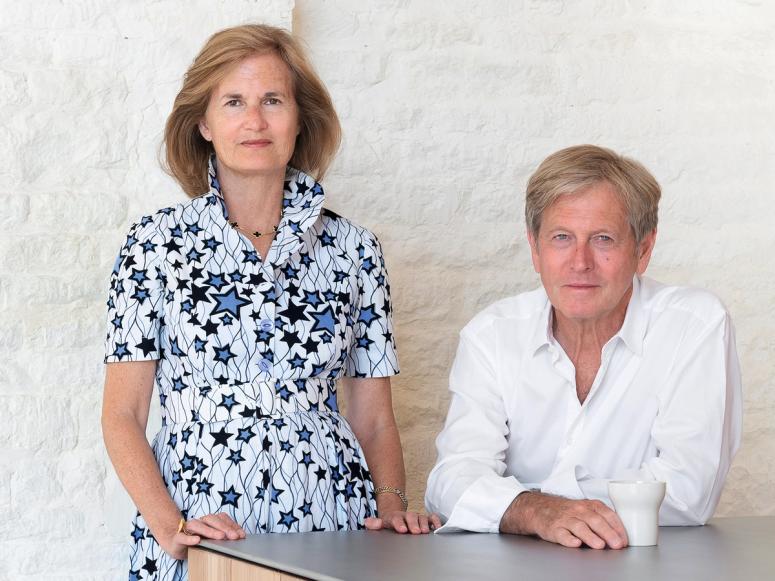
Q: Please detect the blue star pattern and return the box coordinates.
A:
[105,160,398,580]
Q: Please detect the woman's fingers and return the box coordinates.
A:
[202,513,246,539]
[184,513,245,540]
[363,517,384,530]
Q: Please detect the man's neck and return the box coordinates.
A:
[552,288,632,403]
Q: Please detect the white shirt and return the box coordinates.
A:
[425,276,742,533]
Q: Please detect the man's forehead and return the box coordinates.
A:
[541,185,629,228]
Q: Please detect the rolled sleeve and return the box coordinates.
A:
[426,323,526,532]
[641,311,742,525]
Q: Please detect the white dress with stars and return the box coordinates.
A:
[105,161,399,581]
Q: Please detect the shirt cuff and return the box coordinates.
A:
[435,474,528,534]
[540,464,586,499]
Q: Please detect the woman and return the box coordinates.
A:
[102,24,439,580]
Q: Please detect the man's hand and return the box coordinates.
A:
[499,492,627,549]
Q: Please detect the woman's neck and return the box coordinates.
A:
[217,166,286,231]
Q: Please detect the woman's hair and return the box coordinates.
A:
[525,144,661,243]
[163,24,341,197]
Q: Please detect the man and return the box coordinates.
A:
[425,145,742,549]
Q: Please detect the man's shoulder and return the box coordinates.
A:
[639,276,730,325]
[463,287,549,336]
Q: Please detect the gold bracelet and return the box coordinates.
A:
[374,485,408,511]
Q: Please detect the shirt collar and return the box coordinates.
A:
[615,275,647,356]
[530,275,647,357]
[529,289,554,355]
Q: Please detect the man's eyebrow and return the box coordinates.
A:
[218,90,288,99]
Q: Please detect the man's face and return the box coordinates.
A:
[528,182,655,325]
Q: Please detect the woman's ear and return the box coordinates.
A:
[198,118,212,142]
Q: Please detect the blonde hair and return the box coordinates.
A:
[163,24,341,197]
[525,145,661,243]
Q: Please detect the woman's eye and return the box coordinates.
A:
[553,234,569,241]
[594,235,614,245]
[225,99,241,107]
[264,97,281,105]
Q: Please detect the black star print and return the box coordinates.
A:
[162,238,182,254]
[142,558,158,575]
[201,319,220,336]
[301,336,318,354]
[279,299,310,325]
[209,427,232,447]
[280,328,302,349]
[135,337,156,357]
[248,272,269,286]
[189,283,210,303]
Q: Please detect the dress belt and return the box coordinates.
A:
[161,377,339,427]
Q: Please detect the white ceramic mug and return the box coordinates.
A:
[607,480,666,546]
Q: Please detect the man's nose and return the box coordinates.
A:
[571,242,593,271]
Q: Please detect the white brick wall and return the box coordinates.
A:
[1,1,773,577]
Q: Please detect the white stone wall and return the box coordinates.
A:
[1,0,773,577]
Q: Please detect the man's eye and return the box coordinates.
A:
[594,235,614,245]
[553,234,569,241]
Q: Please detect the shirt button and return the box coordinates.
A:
[260,319,274,332]
[258,358,271,373]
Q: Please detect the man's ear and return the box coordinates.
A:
[528,228,541,274]
[636,229,657,275]
[198,118,212,142]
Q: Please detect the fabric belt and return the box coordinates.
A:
[161,377,339,427]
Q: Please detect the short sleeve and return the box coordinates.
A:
[344,229,399,377]
[104,218,165,363]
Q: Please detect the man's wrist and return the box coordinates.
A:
[499,490,537,535]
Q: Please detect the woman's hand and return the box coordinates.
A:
[364,511,442,535]
[160,513,247,560]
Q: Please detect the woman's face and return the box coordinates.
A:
[199,52,300,183]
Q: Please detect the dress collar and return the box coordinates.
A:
[205,155,325,239]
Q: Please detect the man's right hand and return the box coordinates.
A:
[499,491,627,549]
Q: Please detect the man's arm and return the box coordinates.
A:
[499,492,626,549]
[537,308,741,526]
[425,323,626,548]
[425,326,529,532]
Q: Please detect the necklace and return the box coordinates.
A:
[229,217,281,239]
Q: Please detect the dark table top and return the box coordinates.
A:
[199,516,775,581]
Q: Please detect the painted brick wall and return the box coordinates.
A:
[1,0,773,578]
[293,0,775,520]
[0,2,293,578]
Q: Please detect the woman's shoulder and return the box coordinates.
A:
[124,194,213,241]
[318,208,382,248]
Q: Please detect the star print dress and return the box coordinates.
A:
[104,162,399,581]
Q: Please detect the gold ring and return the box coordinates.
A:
[177,517,192,535]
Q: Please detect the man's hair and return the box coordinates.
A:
[163,24,341,197]
[525,145,661,243]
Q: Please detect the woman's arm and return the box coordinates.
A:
[102,361,244,559]
[341,376,440,534]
